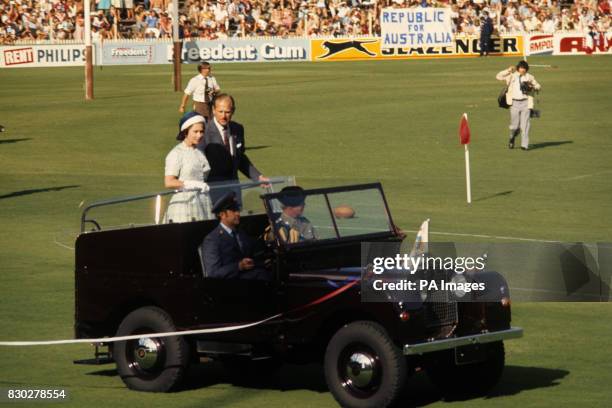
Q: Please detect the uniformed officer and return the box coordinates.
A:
[479,11,494,57]
[201,192,270,280]
[275,186,316,244]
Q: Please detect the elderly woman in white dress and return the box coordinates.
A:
[164,112,212,223]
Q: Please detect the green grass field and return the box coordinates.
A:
[1,55,611,407]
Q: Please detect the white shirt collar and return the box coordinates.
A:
[219,222,234,235]
[213,117,226,133]
[213,117,234,156]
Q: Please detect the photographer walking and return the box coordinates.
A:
[496,61,541,150]
[179,62,220,121]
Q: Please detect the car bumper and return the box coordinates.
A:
[403,327,523,355]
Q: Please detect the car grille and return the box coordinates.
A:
[424,290,458,328]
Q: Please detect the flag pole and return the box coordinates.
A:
[464,144,471,204]
[172,0,181,92]
[84,0,93,100]
[459,112,472,204]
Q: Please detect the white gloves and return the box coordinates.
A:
[183,180,210,193]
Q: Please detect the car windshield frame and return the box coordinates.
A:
[80,176,295,233]
[261,182,398,248]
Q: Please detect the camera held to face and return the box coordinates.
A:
[520,81,535,94]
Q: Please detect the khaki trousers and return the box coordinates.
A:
[193,102,211,119]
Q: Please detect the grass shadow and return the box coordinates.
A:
[396,365,569,406]
[485,365,570,398]
[529,141,573,150]
[474,190,513,202]
[245,145,271,151]
[0,185,80,200]
[85,362,568,404]
[86,361,327,393]
[181,361,328,393]
[86,368,117,377]
[0,138,31,145]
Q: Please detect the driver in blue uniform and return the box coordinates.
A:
[201,192,270,280]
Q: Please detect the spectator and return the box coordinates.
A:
[1,0,611,43]
[106,5,120,38]
[97,0,111,12]
[159,11,171,37]
[144,9,159,37]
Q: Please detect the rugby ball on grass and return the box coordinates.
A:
[334,205,355,219]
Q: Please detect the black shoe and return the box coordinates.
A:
[508,138,515,149]
[521,146,529,151]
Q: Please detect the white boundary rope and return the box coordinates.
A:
[0,313,282,346]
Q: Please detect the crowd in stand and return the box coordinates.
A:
[1,0,610,43]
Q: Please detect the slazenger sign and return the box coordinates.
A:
[311,36,523,61]
[381,35,522,57]
[1,44,87,68]
[169,39,310,63]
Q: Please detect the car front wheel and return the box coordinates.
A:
[114,306,190,392]
[324,321,406,408]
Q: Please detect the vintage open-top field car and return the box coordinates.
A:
[75,177,522,408]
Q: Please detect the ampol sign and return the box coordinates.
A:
[527,34,554,55]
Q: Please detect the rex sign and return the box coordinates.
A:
[0,44,88,68]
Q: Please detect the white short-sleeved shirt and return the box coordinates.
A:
[165,142,211,182]
[183,74,220,103]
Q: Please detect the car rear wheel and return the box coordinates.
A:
[324,321,406,408]
[114,306,189,392]
[426,340,505,398]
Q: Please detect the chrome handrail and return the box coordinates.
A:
[80,176,294,233]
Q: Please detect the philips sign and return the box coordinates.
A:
[0,45,87,68]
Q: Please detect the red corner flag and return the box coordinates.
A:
[459,113,472,204]
[459,113,470,145]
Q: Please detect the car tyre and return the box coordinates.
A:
[426,340,505,398]
[114,306,189,392]
[324,321,406,408]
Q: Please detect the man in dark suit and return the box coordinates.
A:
[479,11,494,57]
[197,94,269,203]
[201,192,270,280]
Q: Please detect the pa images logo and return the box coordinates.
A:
[313,39,379,60]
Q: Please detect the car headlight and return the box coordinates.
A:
[419,287,428,302]
[451,273,467,298]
